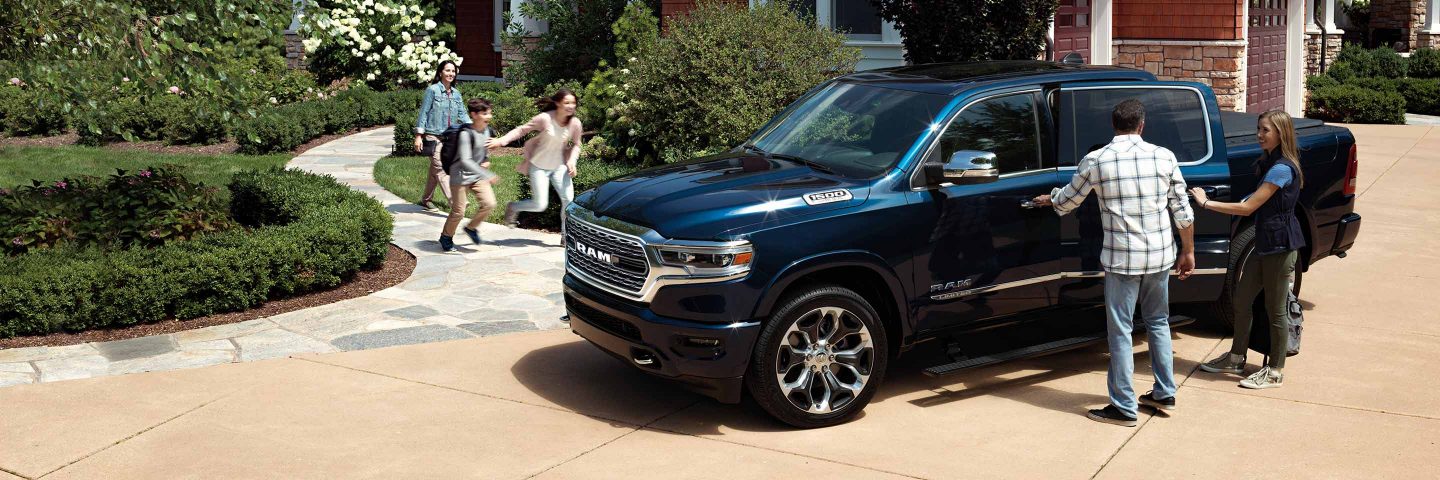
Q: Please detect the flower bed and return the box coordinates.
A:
[0,168,391,338]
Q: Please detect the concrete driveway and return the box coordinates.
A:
[2,124,1437,479]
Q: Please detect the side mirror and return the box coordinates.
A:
[927,150,999,185]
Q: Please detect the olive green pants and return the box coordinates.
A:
[1229,250,1297,368]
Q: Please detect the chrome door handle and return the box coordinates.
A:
[1021,200,1044,209]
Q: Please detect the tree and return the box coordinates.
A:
[868,0,1057,64]
[620,0,860,160]
[502,0,662,95]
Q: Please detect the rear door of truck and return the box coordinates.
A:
[1047,81,1232,304]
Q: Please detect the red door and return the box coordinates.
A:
[455,0,502,77]
[1054,0,1092,63]
[1247,0,1288,113]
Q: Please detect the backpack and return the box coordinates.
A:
[1249,289,1304,358]
[439,123,474,173]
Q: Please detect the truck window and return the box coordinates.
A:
[749,82,951,178]
[930,93,1043,175]
[1059,87,1210,166]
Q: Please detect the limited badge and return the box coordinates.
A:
[803,189,852,206]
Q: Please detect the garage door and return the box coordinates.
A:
[1246,0,1287,113]
[1054,0,1092,63]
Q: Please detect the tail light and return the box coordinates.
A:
[1343,143,1358,196]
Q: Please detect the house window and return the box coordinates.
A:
[766,0,895,43]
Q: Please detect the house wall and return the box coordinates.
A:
[455,0,501,78]
[1113,0,1243,40]
[1371,0,1426,49]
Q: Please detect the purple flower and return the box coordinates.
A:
[0,188,10,196]
[148,229,162,238]
[168,86,181,95]
[55,181,67,189]
[10,237,21,246]
[139,170,152,178]
[7,78,19,86]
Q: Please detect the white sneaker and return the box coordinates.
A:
[1239,366,1284,389]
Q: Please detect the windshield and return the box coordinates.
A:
[748,82,951,178]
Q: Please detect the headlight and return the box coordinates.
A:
[654,243,754,277]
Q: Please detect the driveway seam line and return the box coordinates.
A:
[0,465,32,480]
[1359,126,1429,198]
[1181,383,1440,421]
[1089,333,1224,479]
[36,393,231,479]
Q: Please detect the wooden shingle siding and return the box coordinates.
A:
[1114,0,1244,40]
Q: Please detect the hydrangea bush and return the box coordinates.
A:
[301,0,461,90]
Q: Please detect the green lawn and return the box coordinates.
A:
[0,146,292,191]
[374,154,527,223]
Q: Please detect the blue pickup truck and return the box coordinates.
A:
[561,61,1362,428]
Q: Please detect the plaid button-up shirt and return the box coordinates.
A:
[1051,134,1195,276]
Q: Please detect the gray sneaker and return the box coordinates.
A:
[1199,353,1245,374]
[1239,366,1284,389]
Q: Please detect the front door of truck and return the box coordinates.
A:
[1049,82,1233,304]
[910,90,1066,333]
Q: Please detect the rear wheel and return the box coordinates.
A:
[745,285,888,428]
[1212,225,1303,332]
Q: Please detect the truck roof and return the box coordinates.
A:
[837,60,1157,95]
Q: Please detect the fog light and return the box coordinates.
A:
[683,337,722,347]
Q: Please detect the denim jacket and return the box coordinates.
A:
[415,82,470,136]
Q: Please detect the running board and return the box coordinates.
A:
[922,315,1196,377]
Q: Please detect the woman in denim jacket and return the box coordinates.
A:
[413,60,471,210]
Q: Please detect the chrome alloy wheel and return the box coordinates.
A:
[774,306,875,414]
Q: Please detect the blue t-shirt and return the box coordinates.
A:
[1262,163,1294,188]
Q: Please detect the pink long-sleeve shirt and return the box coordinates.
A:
[495,112,583,171]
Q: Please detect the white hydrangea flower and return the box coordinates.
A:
[424,19,437,30]
[366,72,376,80]
[382,45,395,57]
[402,31,412,42]
[369,27,377,35]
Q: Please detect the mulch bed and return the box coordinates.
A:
[0,243,416,350]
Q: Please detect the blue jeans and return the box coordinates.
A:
[1104,270,1177,418]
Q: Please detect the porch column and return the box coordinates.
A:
[1306,0,1320,33]
[1323,0,1343,33]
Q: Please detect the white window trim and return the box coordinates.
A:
[493,0,504,52]
[749,0,902,46]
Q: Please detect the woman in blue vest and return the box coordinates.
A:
[412,60,470,210]
[1190,110,1306,390]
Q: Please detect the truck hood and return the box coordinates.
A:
[579,153,871,239]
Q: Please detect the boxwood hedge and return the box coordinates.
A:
[0,168,392,338]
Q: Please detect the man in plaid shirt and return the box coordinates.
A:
[1034,99,1196,427]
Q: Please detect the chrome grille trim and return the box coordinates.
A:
[565,216,649,296]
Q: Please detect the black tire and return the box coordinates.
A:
[745,285,889,428]
[1211,224,1304,332]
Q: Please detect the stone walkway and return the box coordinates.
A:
[0,127,568,388]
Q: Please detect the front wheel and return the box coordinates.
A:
[745,285,888,428]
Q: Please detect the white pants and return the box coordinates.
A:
[511,165,573,213]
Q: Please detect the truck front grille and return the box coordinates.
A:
[565,218,649,296]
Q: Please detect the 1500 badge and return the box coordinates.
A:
[803,189,852,206]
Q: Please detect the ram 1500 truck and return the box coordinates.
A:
[561,61,1362,428]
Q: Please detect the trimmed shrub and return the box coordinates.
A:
[0,168,391,338]
[238,87,419,154]
[1326,61,1357,83]
[623,1,860,160]
[1334,43,1375,77]
[0,165,232,255]
[1398,77,1440,115]
[1345,76,1399,93]
[1305,84,1405,124]
[1306,74,1339,91]
[1370,46,1407,79]
[1410,47,1440,78]
[0,87,67,136]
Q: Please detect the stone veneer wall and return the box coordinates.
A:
[284,31,308,70]
[1371,0,1427,49]
[1305,33,1344,76]
[501,36,542,74]
[1113,39,1248,111]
